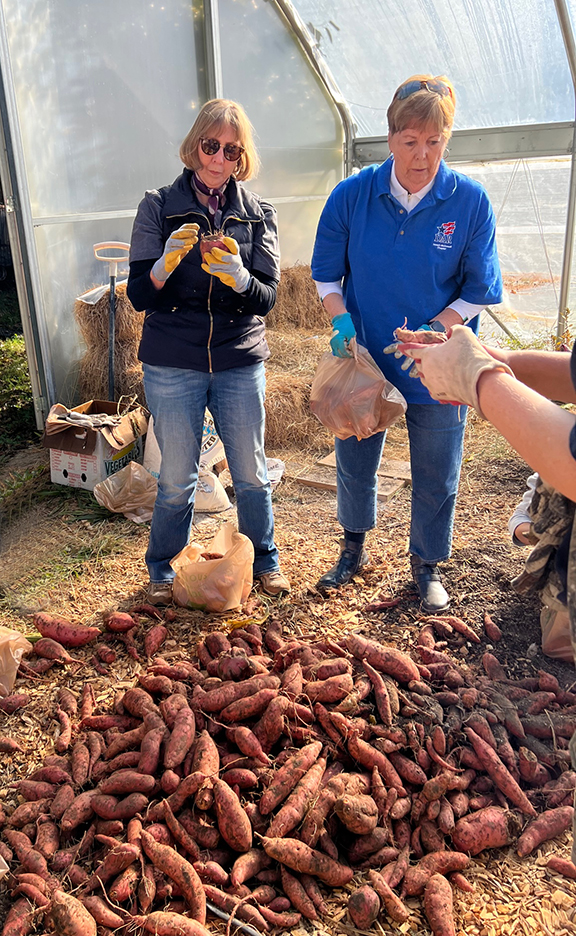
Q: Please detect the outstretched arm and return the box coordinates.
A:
[487,347,576,404]
[476,369,576,501]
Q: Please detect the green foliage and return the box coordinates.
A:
[0,334,35,451]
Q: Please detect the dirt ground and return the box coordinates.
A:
[0,410,575,935]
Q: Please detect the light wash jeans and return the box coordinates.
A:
[335,402,468,563]
[143,362,279,583]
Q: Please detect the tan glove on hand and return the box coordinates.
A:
[400,325,515,418]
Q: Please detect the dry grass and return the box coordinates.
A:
[269,262,328,329]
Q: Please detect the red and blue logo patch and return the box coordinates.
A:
[433,221,455,249]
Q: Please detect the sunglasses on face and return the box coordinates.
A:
[200,138,245,161]
[395,78,452,101]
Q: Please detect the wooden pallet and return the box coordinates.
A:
[317,450,411,482]
[293,464,406,501]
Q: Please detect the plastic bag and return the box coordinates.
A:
[540,605,574,663]
[0,626,32,697]
[310,339,407,440]
[94,461,157,523]
[195,469,232,513]
[171,522,254,612]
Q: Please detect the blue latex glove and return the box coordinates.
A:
[330,312,356,358]
[384,324,434,377]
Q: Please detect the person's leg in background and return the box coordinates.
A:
[209,362,289,596]
[317,431,386,591]
[406,401,468,612]
[143,363,207,602]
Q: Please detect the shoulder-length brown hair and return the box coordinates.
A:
[387,74,456,141]
[179,99,260,181]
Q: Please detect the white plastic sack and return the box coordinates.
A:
[195,469,231,513]
[0,626,32,697]
[267,458,285,489]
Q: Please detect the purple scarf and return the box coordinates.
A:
[192,172,228,218]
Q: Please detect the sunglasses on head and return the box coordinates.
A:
[395,78,452,101]
[200,138,245,161]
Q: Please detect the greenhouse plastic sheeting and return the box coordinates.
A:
[0,0,342,406]
[293,0,574,137]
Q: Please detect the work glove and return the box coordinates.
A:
[330,311,356,357]
[151,223,200,282]
[397,324,515,417]
[201,236,251,293]
[383,324,446,377]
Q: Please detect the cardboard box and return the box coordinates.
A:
[43,400,148,491]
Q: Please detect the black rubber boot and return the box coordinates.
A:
[317,538,368,591]
[410,554,450,613]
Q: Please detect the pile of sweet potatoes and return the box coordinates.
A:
[1,611,576,936]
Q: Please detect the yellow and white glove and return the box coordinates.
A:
[399,325,515,418]
[201,237,251,293]
[152,223,199,282]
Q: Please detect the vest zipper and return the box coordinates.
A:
[207,276,214,373]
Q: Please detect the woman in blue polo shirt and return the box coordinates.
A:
[311,74,502,612]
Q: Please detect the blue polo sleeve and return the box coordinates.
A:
[458,189,503,307]
[311,178,357,282]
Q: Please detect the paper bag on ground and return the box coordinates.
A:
[94,461,157,523]
[171,522,253,612]
[0,627,32,696]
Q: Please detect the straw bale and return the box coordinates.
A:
[78,346,145,405]
[264,371,330,450]
[269,263,329,329]
[74,282,144,346]
[266,328,328,379]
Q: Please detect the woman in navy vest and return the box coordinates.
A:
[127,99,290,604]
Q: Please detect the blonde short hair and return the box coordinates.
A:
[387,75,456,140]
[179,99,260,181]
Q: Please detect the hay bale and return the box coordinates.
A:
[264,371,330,450]
[266,328,328,378]
[74,282,144,346]
[78,346,145,405]
[75,283,146,404]
[269,264,329,329]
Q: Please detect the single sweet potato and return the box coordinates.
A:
[141,829,206,923]
[452,806,522,856]
[131,912,212,936]
[261,835,353,886]
[347,884,380,928]
[423,873,456,936]
[213,778,252,853]
[516,805,574,857]
[33,612,100,647]
[48,889,97,936]
[335,793,378,835]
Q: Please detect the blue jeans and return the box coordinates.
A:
[335,402,467,563]
[143,362,279,582]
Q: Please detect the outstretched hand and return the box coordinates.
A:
[397,325,515,417]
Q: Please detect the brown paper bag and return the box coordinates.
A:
[310,339,407,440]
[0,626,33,696]
[171,522,254,612]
